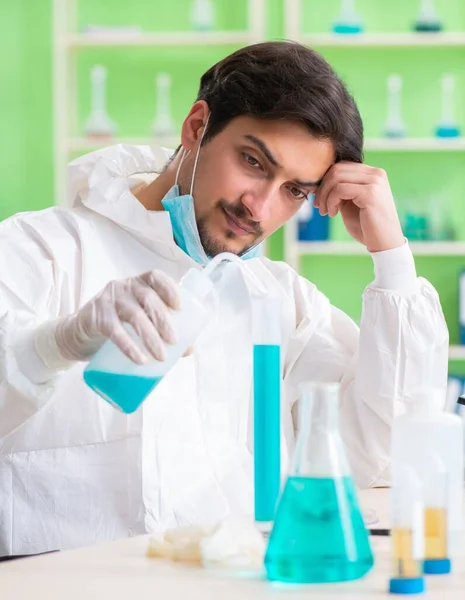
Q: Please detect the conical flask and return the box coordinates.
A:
[265,382,374,583]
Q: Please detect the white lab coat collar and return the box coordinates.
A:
[68,144,178,248]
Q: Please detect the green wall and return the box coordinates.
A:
[2,0,465,371]
[0,0,53,220]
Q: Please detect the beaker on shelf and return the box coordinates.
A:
[265,382,374,584]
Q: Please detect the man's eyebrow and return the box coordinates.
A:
[244,134,281,168]
[294,177,323,187]
[244,134,323,187]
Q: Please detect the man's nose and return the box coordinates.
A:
[240,183,276,222]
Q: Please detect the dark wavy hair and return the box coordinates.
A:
[196,40,364,163]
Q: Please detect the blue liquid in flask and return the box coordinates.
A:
[253,344,281,523]
[84,370,162,413]
[435,125,461,138]
[332,23,363,34]
[265,476,374,584]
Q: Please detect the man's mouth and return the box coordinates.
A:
[222,207,256,236]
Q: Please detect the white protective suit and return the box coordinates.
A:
[0,144,448,556]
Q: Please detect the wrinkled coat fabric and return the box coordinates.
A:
[0,144,448,555]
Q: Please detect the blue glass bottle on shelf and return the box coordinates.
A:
[297,201,330,241]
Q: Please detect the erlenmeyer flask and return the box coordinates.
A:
[265,382,374,583]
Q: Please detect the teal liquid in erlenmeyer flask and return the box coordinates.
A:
[265,475,373,583]
[265,381,374,584]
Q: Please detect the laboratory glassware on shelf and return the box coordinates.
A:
[435,74,461,139]
[191,0,215,31]
[150,73,177,140]
[383,75,407,139]
[332,0,364,34]
[413,0,443,32]
[297,196,330,241]
[84,65,118,141]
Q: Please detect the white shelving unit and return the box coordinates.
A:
[364,138,465,152]
[301,32,465,48]
[449,346,465,361]
[285,235,465,272]
[283,0,465,273]
[52,0,266,206]
[65,31,253,47]
[295,241,465,256]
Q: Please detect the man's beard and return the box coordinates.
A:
[196,199,263,257]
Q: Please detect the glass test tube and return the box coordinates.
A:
[252,296,281,532]
[423,455,451,574]
[389,467,425,595]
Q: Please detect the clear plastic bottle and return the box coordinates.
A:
[265,382,374,584]
[391,388,464,572]
[83,253,238,413]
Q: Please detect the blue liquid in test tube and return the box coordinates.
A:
[253,343,281,524]
[252,295,282,531]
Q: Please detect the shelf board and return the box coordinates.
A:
[297,241,465,256]
[67,137,179,152]
[364,137,465,152]
[449,346,465,360]
[302,32,465,48]
[65,31,251,48]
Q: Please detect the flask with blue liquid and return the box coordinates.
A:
[83,253,237,413]
[265,382,374,584]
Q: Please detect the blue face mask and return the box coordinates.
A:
[161,118,262,265]
[162,185,262,266]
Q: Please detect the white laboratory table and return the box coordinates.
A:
[0,489,464,599]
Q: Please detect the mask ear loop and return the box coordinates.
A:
[174,148,190,187]
[189,113,210,196]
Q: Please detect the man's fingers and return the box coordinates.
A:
[326,183,363,217]
[316,163,385,216]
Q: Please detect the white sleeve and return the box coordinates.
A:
[0,219,70,438]
[283,243,449,488]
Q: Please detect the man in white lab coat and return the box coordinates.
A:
[0,41,448,556]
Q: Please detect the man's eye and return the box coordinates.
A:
[243,153,261,169]
[288,186,306,200]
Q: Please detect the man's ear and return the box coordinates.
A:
[180,100,210,151]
